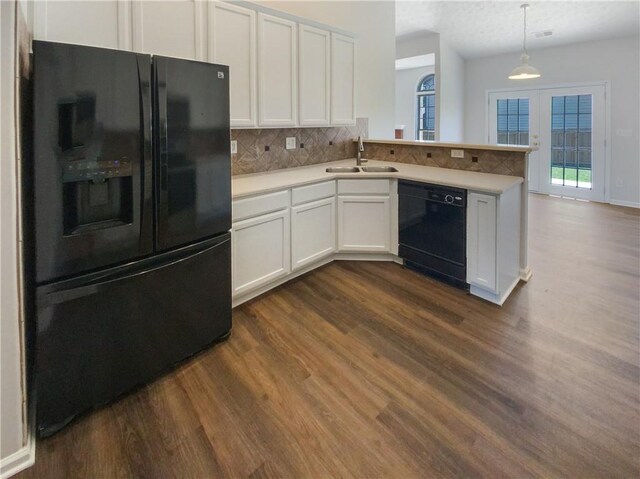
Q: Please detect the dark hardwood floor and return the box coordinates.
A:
[18,194,640,478]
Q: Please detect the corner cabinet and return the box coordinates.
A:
[208,1,257,127]
[132,0,206,60]
[330,33,356,126]
[466,187,522,305]
[291,197,336,269]
[298,24,331,126]
[337,180,391,252]
[258,13,297,127]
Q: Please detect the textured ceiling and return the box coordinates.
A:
[396,1,640,59]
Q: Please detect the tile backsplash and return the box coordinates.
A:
[231,118,526,178]
[364,143,527,177]
[231,118,368,175]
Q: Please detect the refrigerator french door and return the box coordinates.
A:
[30,41,232,437]
[154,57,231,251]
[31,41,153,284]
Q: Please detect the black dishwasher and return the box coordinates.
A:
[398,180,467,289]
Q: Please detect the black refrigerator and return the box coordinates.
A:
[28,41,232,437]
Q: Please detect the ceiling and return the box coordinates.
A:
[396,1,640,59]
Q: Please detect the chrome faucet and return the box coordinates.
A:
[356,136,367,166]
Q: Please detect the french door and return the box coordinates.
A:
[489,84,606,201]
[539,86,606,201]
[489,90,540,191]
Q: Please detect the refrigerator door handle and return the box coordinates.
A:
[157,66,169,194]
[39,236,230,307]
[137,55,152,240]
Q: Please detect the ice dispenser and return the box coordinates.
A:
[59,95,134,236]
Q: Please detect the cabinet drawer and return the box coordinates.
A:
[292,181,335,206]
[233,190,289,222]
[337,179,390,195]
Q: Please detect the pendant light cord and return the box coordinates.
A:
[522,3,529,56]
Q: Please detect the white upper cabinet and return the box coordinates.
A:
[34,2,356,128]
[330,33,356,126]
[298,24,330,126]
[258,13,297,127]
[34,1,129,50]
[132,0,205,60]
[208,1,257,127]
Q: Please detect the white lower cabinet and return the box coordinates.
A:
[291,197,336,270]
[337,196,390,252]
[232,209,290,296]
[231,179,520,307]
[466,187,521,305]
[466,192,497,292]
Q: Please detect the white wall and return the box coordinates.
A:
[396,31,439,60]
[396,32,465,142]
[395,66,434,140]
[438,39,464,142]
[464,35,640,206]
[263,0,396,139]
[1,0,26,470]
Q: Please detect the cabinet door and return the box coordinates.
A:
[34,1,128,49]
[258,13,297,126]
[330,33,356,126]
[298,24,330,126]
[209,1,256,127]
[467,192,497,292]
[232,209,290,296]
[338,196,390,252]
[292,197,335,270]
[132,0,205,60]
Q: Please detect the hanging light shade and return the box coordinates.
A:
[509,4,541,80]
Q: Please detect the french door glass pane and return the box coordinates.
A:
[550,95,592,189]
[417,93,435,141]
[496,98,529,145]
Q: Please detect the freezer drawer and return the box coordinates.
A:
[34,234,231,437]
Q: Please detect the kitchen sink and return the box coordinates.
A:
[326,166,360,173]
[361,166,398,173]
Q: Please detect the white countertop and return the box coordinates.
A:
[232,159,524,199]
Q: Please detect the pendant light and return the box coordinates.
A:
[509,3,541,80]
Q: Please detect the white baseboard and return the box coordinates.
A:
[232,253,398,308]
[609,199,640,209]
[519,266,533,282]
[0,431,35,479]
[333,252,398,262]
[470,277,521,306]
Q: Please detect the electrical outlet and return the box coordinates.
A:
[451,149,465,158]
[286,137,296,150]
[616,179,624,188]
[230,140,237,154]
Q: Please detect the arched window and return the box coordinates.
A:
[416,74,435,141]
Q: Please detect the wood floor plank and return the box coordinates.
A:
[16,195,640,478]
